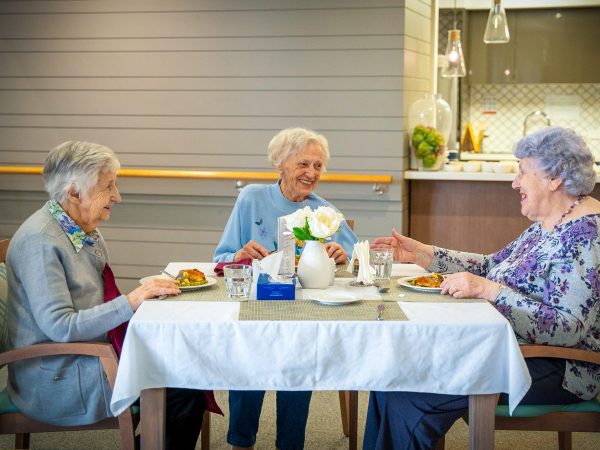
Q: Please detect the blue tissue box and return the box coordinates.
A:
[256,273,296,300]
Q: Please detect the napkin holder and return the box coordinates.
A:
[256,273,296,300]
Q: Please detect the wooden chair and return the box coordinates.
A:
[0,238,212,450]
[437,344,600,450]
[493,344,600,450]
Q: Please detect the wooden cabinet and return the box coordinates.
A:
[408,180,600,254]
[467,8,600,84]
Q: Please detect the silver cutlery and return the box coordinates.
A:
[376,304,384,321]
[161,269,178,279]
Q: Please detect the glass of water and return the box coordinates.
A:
[223,264,252,298]
[370,248,393,287]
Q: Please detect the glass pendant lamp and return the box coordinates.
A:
[483,0,510,43]
[442,29,466,78]
[441,1,466,78]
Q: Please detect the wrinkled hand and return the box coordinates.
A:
[235,240,270,261]
[324,242,347,264]
[371,229,433,268]
[440,272,501,302]
[127,278,181,311]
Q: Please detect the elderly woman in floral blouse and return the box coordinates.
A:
[364,126,600,450]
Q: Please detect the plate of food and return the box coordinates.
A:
[140,269,217,291]
[397,273,445,292]
[307,292,361,306]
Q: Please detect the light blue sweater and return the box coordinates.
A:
[214,182,357,262]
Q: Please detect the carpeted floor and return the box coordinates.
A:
[0,388,599,450]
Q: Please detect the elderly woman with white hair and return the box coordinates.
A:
[364,126,600,450]
[6,141,218,450]
[214,127,357,450]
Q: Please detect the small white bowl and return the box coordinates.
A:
[444,162,463,172]
[493,162,515,173]
[481,162,496,173]
[462,161,482,172]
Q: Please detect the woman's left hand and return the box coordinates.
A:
[324,242,347,264]
[440,272,501,302]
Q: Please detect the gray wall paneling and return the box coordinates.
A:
[0,0,434,292]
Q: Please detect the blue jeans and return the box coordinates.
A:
[363,358,583,450]
[227,390,312,450]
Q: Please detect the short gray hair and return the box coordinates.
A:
[267,127,330,169]
[43,141,120,203]
[514,127,596,196]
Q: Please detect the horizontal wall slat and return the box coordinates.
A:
[0,9,404,39]
[0,35,405,52]
[0,50,403,77]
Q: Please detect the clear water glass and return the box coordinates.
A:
[370,248,393,284]
[223,264,252,298]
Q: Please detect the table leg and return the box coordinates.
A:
[141,387,166,450]
[468,393,499,450]
[348,391,358,450]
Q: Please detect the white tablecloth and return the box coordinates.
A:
[111,266,531,416]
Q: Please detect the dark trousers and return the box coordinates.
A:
[136,388,206,450]
[227,390,312,450]
[363,358,583,450]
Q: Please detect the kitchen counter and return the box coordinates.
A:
[405,170,600,183]
[460,152,517,161]
[406,172,600,254]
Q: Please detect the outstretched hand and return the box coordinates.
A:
[371,229,434,268]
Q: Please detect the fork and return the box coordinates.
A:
[376,304,385,321]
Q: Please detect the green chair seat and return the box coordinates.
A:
[0,387,19,414]
[496,399,600,417]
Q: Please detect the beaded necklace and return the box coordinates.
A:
[554,195,587,230]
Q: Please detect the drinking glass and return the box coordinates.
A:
[370,248,393,288]
[223,264,252,298]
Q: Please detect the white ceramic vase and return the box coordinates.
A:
[297,240,331,289]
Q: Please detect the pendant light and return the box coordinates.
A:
[442,1,466,78]
[483,0,510,44]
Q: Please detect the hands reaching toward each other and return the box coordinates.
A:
[371,228,434,268]
[126,278,181,311]
[440,272,501,302]
[324,242,348,264]
[235,240,270,261]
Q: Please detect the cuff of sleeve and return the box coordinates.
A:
[112,294,134,323]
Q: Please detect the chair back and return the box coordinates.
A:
[0,239,9,354]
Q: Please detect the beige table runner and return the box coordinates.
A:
[173,274,484,320]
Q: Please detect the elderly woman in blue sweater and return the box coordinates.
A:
[365,127,600,450]
[214,127,357,450]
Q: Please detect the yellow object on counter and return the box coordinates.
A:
[461,123,483,153]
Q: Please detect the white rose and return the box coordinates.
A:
[308,206,344,239]
[285,206,312,232]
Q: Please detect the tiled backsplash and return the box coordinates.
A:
[461,83,600,156]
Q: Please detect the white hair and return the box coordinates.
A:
[43,141,120,202]
[267,127,330,169]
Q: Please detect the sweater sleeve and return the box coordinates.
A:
[213,189,248,263]
[494,235,600,347]
[11,232,133,343]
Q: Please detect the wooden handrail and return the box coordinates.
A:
[0,166,392,184]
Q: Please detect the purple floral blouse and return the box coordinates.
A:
[428,214,600,400]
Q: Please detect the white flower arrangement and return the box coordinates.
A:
[285,206,344,241]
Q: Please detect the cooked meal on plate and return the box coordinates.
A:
[407,273,444,288]
[176,269,207,287]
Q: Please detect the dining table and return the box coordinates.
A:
[110,262,531,450]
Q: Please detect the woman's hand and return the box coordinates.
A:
[440,272,501,302]
[324,242,347,264]
[371,228,434,268]
[235,240,270,261]
[126,279,181,311]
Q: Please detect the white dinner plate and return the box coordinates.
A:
[139,274,218,291]
[397,276,443,293]
[307,292,361,306]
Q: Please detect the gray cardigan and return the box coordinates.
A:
[6,205,133,426]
